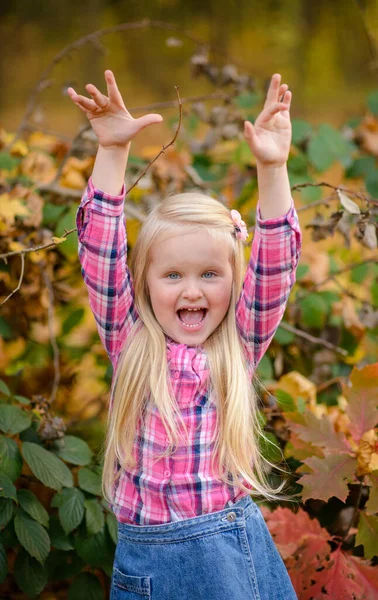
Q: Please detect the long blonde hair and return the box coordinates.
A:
[102,191,295,505]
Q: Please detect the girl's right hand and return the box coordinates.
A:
[67,70,163,149]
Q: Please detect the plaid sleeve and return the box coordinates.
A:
[235,198,302,370]
[76,177,139,370]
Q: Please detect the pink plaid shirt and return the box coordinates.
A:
[76,178,302,525]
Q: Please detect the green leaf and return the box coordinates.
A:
[48,515,74,551]
[0,435,23,481]
[296,264,310,280]
[75,528,114,569]
[0,317,12,340]
[78,467,102,496]
[0,404,32,435]
[259,432,282,463]
[0,473,17,501]
[355,512,378,559]
[233,92,260,109]
[42,202,66,227]
[0,498,13,528]
[275,390,296,412]
[53,435,93,466]
[0,542,7,584]
[365,169,378,198]
[13,549,48,598]
[0,152,20,171]
[291,119,313,145]
[371,278,378,308]
[22,442,73,491]
[350,262,370,284]
[61,308,85,336]
[345,156,376,179]
[255,354,273,380]
[58,488,85,534]
[68,571,105,600]
[106,512,118,545]
[367,90,378,115]
[14,508,50,564]
[274,324,295,345]
[298,293,328,329]
[307,124,356,172]
[84,498,104,535]
[17,490,49,528]
[0,380,11,396]
[13,395,31,405]
[54,205,79,259]
[46,549,85,582]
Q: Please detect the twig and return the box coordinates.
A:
[297,258,377,297]
[279,321,348,356]
[40,263,60,405]
[126,85,183,195]
[0,254,25,305]
[316,376,347,393]
[292,181,378,207]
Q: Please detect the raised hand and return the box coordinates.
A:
[243,73,292,167]
[67,70,163,149]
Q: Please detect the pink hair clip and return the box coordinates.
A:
[230,209,249,241]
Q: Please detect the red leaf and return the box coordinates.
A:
[290,408,352,455]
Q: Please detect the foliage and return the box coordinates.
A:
[0,35,378,600]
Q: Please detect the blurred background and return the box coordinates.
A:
[1,0,378,138]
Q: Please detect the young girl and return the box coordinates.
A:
[68,70,301,600]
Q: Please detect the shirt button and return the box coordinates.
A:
[164,470,171,478]
[174,371,180,379]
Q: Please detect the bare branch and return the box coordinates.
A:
[0,254,25,305]
[279,321,348,356]
[41,263,60,405]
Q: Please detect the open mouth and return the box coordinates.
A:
[177,308,207,330]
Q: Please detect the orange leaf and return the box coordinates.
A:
[297,454,357,503]
[343,363,378,443]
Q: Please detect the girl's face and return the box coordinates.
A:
[146,229,233,346]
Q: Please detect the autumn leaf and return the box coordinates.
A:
[355,511,378,559]
[343,363,378,443]
[365,471,378,515]
[288,408,353,455]
[0,194,30,224]
[297,454,357,503]
[297,546,378,600]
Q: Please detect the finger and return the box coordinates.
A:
[104,70,126,107]
[135,113,164,131]
[264,73,281,107]
[260,101,291,123]
[85,84,109,109]
[243,120,257,146]
[67,89,98,112]
[279,84,289,102]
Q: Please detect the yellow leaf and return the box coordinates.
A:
[51,236,67,245]
[59,169,86,190]
[8,241,25,252]
[10,139,29,157]
[276,371,318,411]
[0,194,30,224]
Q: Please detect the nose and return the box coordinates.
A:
[182,280,203,301]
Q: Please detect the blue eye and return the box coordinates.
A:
[167,273,180,280]
[203,272,215,278]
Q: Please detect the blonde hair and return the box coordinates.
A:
[102,191,296,506]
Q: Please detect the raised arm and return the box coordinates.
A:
[68,70,163,370]
[236,73,302,369]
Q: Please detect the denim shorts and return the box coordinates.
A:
[110,494,298,600]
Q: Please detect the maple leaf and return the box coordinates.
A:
[298,546,378,600]
[343,363,378,444]
[365,471,378,515]
[297,454,357,502]
[289,408,352,455]
[355,511,378,560]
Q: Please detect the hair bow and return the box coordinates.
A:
[230,210,249,241]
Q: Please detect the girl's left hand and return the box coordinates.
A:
[243,73,292,167]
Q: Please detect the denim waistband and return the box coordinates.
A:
[117,494,259,543]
